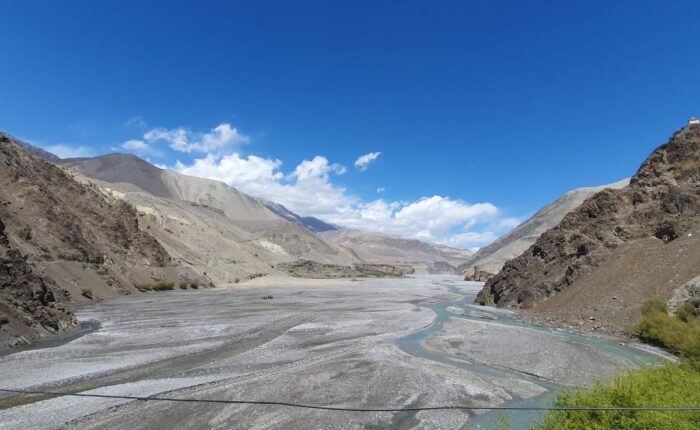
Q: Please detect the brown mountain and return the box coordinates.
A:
[477,123,700,334]
[0,134,185,346]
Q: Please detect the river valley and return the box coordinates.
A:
[0,275,663,429]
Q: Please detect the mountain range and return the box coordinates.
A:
[0,133,473,344]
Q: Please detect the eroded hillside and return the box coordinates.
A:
[0,135,189,345]
[478,124,700,333]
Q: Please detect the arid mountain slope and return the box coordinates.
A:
[64,152,469,275]
[478,124,700,333]
[0,135,186,345]
[61,154,280,222]
[458,179,628,274]
[320,230,472,272]
[61,153,354,282]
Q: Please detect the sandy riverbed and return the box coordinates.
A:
[0,275,656,429]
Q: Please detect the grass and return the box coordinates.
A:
[135,281,175,292]
[80,287,93,299]
[530,299,700,430]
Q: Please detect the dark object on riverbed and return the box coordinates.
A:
[262,295,274,300]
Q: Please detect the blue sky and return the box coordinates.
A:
[2,1,699,248]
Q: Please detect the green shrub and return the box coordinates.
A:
[80,287,93,299]
[17,226,32,241]
[0,315,9,326]
[190,279,199,288]
[179,281,189,289]
[532,363,700,430]
[634,300,700,359]
[534,299,700,429]
[190,283,199,289]
[153,281,175,291]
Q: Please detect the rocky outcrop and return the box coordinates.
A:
[0,215,78,344]
[457,179,628,274]
[478,124,700,311]
[463,267,496,282]
[277,260,410,278]
[668,276,700,313]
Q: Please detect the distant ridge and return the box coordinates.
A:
[260,199,339,233]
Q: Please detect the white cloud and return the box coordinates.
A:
[174,153,502,248]
[376,187,385,193]
[143,123,248,153]
[127,121,511,249]
[354,151,382,171]
[292,156,346,181]
[122,139,149,151]
[41,144,93,159]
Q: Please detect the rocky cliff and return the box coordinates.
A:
[0,135,176,344]
[458,179,628,275]
[477,124,700,331]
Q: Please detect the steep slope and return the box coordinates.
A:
[478,124,700,333]
[0,135,183,345]
[458,179,629,274]
[320,230,472,272]
[61,153,354,281]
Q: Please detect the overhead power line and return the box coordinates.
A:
[2,388,700,412]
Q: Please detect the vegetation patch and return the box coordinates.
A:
[80,287,93,299]
[531,299,700,429]
[135,281,177,292]
[634,299,700,359]
[531,363,700,430]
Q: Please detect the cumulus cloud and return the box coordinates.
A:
[376,187,385,193]
[122,139,149,151]
[174,152,502,248]
[354,151,381,171]
[125,121,511,248]
[143,123,248,153]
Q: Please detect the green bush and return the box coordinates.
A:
[532,363,700,430]
[17,226,32,241]
[190,279,199,288]
[179,281,189,289]
[634,300,700,359]
[534,300,700,429]
[80,287,93,299]
[153,281,175,291]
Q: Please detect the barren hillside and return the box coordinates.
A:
[0,135,196,345]
[477,124,700,334]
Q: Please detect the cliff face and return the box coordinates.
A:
[478,125,700,315]
[0,216,78,340]
[0,135,173,344]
